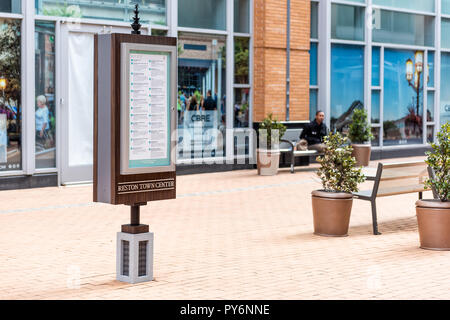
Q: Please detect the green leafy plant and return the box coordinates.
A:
[425,123,450,202]
[348,108,373,144]
[317,132,366,193]
[258,113,287,150]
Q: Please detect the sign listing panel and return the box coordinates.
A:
[120,42,176,176]
[128,50,170,169]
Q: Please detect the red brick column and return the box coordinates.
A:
[253,0,310,123]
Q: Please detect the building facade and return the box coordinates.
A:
[0,0,448,188]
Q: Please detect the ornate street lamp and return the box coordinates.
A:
[415,51,423,73]
[0,76,6,101]
[405,51,429,118]
[406,59,414,81]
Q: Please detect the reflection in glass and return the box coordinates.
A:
[0,1,21,13]
[441,53,450,126]
[371,90,380,123]
[234,37,249,84]
[310,89,318,122]
[372,0,435,13]
[310,1,318,39]
[37,0,167,25]
[330,44,364,132]
[310,43,317,86]
[428,51,434,88]
[444,0,450,15]
[331,4,364,41]
[177,33,226,159]
[383,49,427,145]
[178,0,226,30]
[371,127,380,147]
[372,47,380,87]
[35,22,56,169]
[234,0,250,33]
[442,19,450,49]
[427,91,434,122]
[373,10,434,47]
[234,88,249,128]
[427,126,434,143]
[0,19,21,172]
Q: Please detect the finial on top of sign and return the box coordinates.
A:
[131,3,141,35]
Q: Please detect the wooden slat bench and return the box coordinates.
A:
[280,129,324,173]
[353,161,432,235]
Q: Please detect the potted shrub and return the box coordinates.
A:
[416,123,450,250]
[312,132,365,236]
[348,108,374,167]
[257,113,287,176]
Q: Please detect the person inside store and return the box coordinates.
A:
[298,110,328,153]
[203,90,217,111]
[35,95,50,145]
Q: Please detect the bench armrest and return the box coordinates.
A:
[280,139,295,151]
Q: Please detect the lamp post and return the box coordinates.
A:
[405,51,429,118]
[0,76,6,102]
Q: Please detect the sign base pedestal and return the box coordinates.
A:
[116,231,154,284]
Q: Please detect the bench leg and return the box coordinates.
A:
[371,200,381,235]
[419,192,423,200]
[290,152,295,174]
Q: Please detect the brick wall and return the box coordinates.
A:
[253,0,310,122]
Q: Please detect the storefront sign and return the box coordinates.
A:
[94,34,177,206]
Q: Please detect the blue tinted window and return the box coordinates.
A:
[373,0,434,13]
[371,90,380,123]
[442,19,450,49]
[444,0,450,15]
[372,47,380,87]
[331,44,364,132]
[441,53,450,126]
[310,43,318,86]
[428,51,434,88]
[310,89,318,122]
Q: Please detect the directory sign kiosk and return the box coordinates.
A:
[94,33,177,283]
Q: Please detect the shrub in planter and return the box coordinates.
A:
[257,113,287,176]
[312,132,366,236]
[416,123,450,250]
[348,108,374,167]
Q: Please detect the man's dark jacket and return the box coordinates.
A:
[300,120,328,145]
[203,97,216,110]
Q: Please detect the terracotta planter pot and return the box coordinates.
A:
[416,200,450,251]
[257,149,280,176]
[351,144,371,167]
[311,190,353,237]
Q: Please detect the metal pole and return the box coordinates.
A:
[130,205,140,226]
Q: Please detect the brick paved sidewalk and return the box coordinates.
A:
[0,156,449,300]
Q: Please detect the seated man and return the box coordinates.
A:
[298,110,328,153]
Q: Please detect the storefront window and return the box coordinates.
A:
[331,4,365,41]
[234,88,249,128]
[178,0,226,30]
[234,37,249,84]
[35,21,56,169]
[373,10,435,47]
[372,0,435,13]
[441,53,450,126]
[330,44,364,132]
[442,19,450,49]
[234,0,250,33]
[371,90,380,123]
[427,91,434,122]
[36,0,167,25]
[310,89,318,122]
[310,43,317,86]
[372,47,380,87]
[443,0,450,15]
[0,19,21,172]
[177,33,226,160]
[428,51,435,88]
[383,49,426,145]
[310,1,318,40]
[0,1,21,14]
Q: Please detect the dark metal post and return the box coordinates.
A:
[131,4,141,35]
[130,205,140,226]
